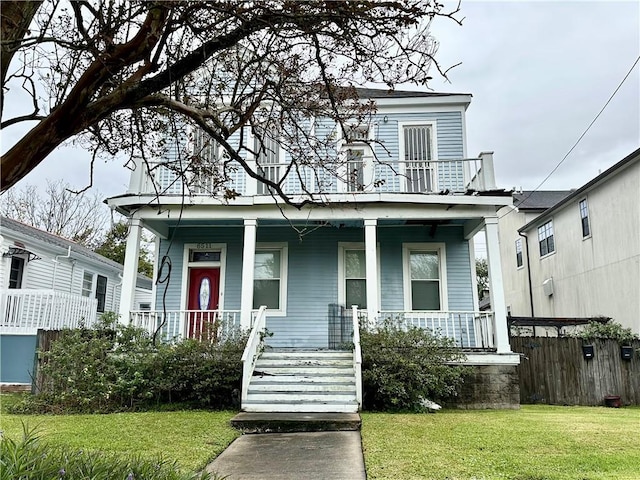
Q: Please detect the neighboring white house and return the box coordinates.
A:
[108,87,521,411]
[0,216,153,384]
[498,147,640,334]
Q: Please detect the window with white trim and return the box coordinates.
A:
[81,271,93,297]
[95,275,107,312]
[403,244,447,311]
[515,238,523,268]
[579,199,590,237]
[253,244,288,313]
[538,220,555,257]
[8,256,25,289]
[344,249,367,308]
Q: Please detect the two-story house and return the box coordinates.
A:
[108,88,520,412]
[498,147,640,334]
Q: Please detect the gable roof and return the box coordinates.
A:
[513,191,573,210]
[519,147,640,233]
[1,216,153,286]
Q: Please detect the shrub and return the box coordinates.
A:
[11,316,247,414]
[572,320,639,345]
[0,425,214,480]
[360,320,469,411]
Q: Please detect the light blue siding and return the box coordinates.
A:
[152,110,466,195]
[157,223,474,347]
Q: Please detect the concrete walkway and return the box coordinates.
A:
[206,431,366,480]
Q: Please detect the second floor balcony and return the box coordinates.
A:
[126,152,497,200]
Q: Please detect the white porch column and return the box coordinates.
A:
[118,218,142,324]
[364,219,379,324]
[484,217,511,353]
[240,219,257,329]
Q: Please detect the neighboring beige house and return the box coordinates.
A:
[498,147,640,334]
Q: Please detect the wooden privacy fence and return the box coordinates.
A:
[511,337,640,406]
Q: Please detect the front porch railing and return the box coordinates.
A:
[129,309,241,342]
[370,310,496,349]
[0,289,98,335]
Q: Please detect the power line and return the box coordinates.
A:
[499,54,640,220]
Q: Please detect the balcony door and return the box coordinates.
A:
[403,124,435,193]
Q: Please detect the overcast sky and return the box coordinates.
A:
[3,1,640,199]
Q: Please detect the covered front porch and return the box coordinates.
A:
[116,201,511,355]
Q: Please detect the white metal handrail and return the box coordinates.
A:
[240,305,267,406]
[0,289,98,335]
[352,305,362,409]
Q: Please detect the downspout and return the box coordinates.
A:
[114,273,124,316]
[518,231,534,317]
[52,246,72,290]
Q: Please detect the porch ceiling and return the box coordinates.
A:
[141,217,472,237]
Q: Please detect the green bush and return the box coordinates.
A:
[572,320,639,344]
[11,316,247,414]
[0,425,214,480]
[360,320,469,411]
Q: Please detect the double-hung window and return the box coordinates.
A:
[95,275,107,313]
[515,238,523,268]
[403,243,447,311]
[538,220,555,257]
[339,244,367,308]
[81,271,94,297]
[253,244,288,314]
[579,199,590,237]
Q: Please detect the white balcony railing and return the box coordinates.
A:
[128,154,496,197]
[0,289,98,335]
[365,310,496,349]
[129,309,242,343]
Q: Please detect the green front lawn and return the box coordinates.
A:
[0,395,240,472]
[3,395,639,479]
[362,405,640,480]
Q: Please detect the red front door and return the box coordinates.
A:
[187,268,220,339]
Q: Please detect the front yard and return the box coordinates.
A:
[2,396,639,479]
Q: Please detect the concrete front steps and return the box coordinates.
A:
[243,349,359,413]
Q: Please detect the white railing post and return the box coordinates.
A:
[240,305,267,407]
[479,152,496,191]
[352,305,363,410]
